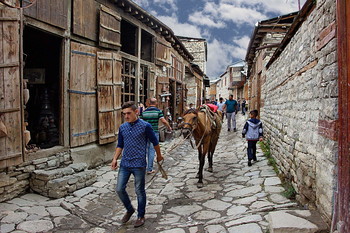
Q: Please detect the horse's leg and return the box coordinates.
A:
[196,145,202,178]
[197,150,205,188]
[208,148,213,172]
[198,140,210,187]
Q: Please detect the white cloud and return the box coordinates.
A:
[189,11,226,28]
[207,39,244,78]
[154,0,178,12]
[132,0,149,8]
[233,36,250,50]
[219,3,267,25]
[156,14,203,38]
[220,0,307,15]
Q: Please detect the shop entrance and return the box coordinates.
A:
[23,26,62,150]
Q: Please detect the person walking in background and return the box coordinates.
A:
[138,102,145,115]
[111,101,164,227]
[140,98,172,174]
[237,98,241,112]
[242,110,263,166]
[241,98,246,115]
[216,97,225,120]
[223,95,238,132]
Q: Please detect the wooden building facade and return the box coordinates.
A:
[0,0,196,172]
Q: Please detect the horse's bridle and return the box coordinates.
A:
[182,122,194,130]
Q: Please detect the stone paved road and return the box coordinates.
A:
[0,114,300,233]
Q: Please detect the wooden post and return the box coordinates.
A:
[335,0,350,232]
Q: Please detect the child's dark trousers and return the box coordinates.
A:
[247,141,258,161]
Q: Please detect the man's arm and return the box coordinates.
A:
[111,147,123,170]
[160,118,172,131]
[154,144,164,162]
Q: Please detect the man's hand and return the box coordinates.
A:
[259,137,263,142]
[111,158,118,170]
[157,155,164,162]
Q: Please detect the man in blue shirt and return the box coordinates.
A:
[223,95,238,132]
[111,101,163,228]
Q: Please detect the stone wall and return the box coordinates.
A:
[181,40,207,74]
[0,151,71,202]
[261,0,337,221]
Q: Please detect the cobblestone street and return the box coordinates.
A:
[1,114,311,233]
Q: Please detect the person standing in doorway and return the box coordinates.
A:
[111,101,164,227]
[140,97,172,174]
[242,109,263,166]
[223,95,238,132]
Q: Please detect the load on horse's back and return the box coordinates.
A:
[181,105,222,187]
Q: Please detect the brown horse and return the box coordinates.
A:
[181,106,222,187]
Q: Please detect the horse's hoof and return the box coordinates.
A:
[207,167,213,172]
[197,183,204,188]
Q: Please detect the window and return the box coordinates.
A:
[176,60,183,81]
[139,65,148,104]
[121,59,136,103]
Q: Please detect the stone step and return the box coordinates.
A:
[30,163,97,198]
[268,210,329,233]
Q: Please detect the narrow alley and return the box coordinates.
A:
[0,114,327,233]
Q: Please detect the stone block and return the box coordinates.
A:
[16,173,30,181]
[69,163,88,172]
[32,158,48,165]
[47,159,58,168]
[47,177,69,189]
[268,210,328,233]
[0,177,17,188]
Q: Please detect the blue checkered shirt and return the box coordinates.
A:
[117,119,159,168]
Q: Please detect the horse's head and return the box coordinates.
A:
[180,109,198,138]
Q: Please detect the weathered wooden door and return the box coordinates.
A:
[336,0,350,232]
[97,52,122,144]
[0,5,22,168]
[69,42,98,147]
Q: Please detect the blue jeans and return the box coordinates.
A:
[147,133,159,172]
[116,166,146,218]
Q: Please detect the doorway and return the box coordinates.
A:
[23,26,62,150]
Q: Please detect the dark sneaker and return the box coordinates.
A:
[134,217,145,228]
[122,209,135,224]
[233,128,237,132]
[228,129,230,131]
[253,156,257,161]
[248,161,252,166]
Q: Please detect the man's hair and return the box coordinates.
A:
[250,110,259,117]
[122,101,137,110]
[149,98,157,105]
[230,94,233,98]
[219,97,223,101]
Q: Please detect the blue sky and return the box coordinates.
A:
[132,0,306,78]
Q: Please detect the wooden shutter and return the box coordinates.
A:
[155,41,170,66]
[23,0,69,29]
[97,52,122,144]
[72,0,99,41]
[69,42,98,147]
[0,6,22,168]
[148,70,155,98]
[99,5,121,50]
